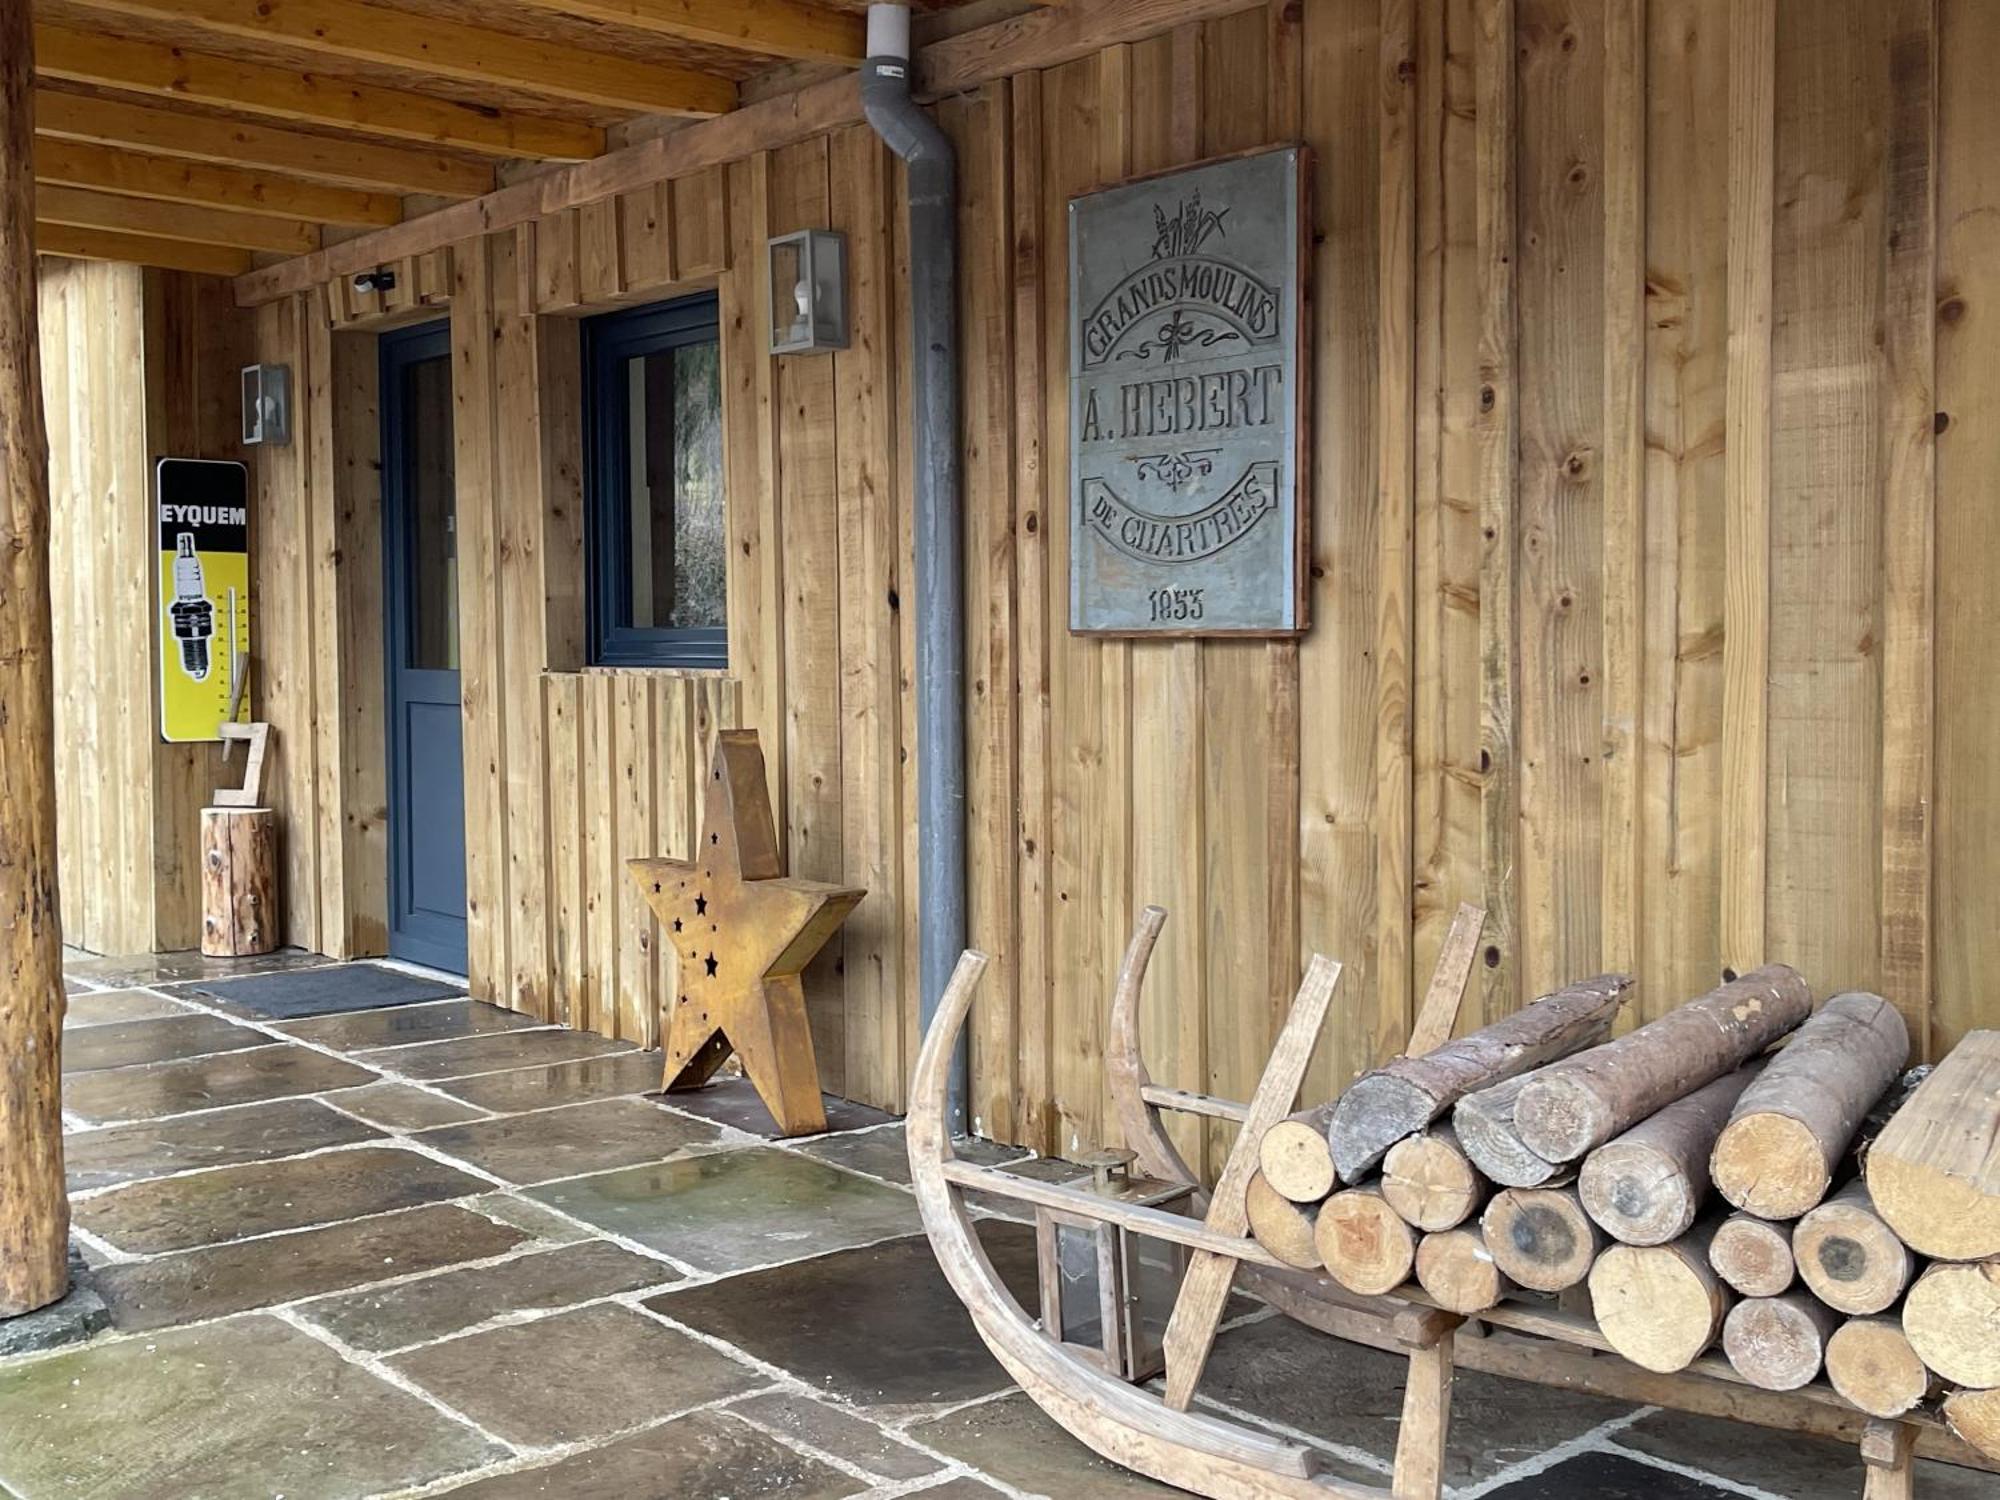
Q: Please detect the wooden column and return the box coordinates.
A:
[0,2,71,1320]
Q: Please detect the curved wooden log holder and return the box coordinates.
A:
[907,909,1995,1500]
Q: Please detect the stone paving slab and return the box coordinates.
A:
[61,1043,379,1125]
[275,997,541,1052]
[901,1480,1012,1499]
[389,1302,761,1448]
[529,1147,921,1273]
[60,1013,271,1074]
[361,1028,635,1081]
[434,1409,864,1499]
[1610,1409,2000,1500]
[1481,1451,1733,1498]
[654,1224,1035,1410]
[417,1097,725,1185]
[1179,1313,1633,1489]
[191,961,462,1019]
[0,1313,501,1500]
[662,1076,897,1137]
[64,1096,386,1192]
[89,1203,530,1333]
[62,948,335,988]
[465,1193,596,1245]
[727,1390,944,1482]
[431,1050,666,1112]
[908,1391,1202,1497]
[299,1240,675,1352]
[73,1144,491,1253]
[62,989,193,1028]
[791,1122,1029,1187]
[330,1079,493,1130]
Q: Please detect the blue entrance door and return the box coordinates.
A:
[382,323,468,973]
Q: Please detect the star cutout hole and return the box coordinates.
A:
[694,894,708,915]
[704,953,718,977]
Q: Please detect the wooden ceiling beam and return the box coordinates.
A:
[37,223,252,276]
[73,0,739,118]
[37,92,493,197]
[38,183,319,254]
[504,0,865,66]
[35,25,604,161]
[36,138,400,227]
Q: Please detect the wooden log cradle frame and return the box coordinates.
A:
[907,910,2000,1500]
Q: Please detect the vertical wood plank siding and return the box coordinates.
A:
[37,0,1968,1153]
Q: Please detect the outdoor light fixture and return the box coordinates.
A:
[351,267,397,295]
[239,363,290,447]
[766,228,848,354]
[1033,1150,1194,1382]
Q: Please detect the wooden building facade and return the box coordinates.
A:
[31,0,2000,1164]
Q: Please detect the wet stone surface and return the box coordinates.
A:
[726,1391,943,1482]
[329,1079,492,1131]
[362,1027,635,1081]
[655,1223,1034,1409]
[1480,1451,1736,1498]
[74,1145,490,1253]
[0,1314,501,1500]
[89,1204,529,1333]
[61,1043,379,1125]
[909,1391,1202,1497]
[60,1013,270,1074]
[62,989,193,1028]
[1610,1410,2000,1500]
[528,1147,921,1273]
[299,1240,675,1352]
[190,960,461,1018]
[791,1122,1029,1187]
[62,948,335,989]
[64,1097,385,1192]
[388,1302,761,1448]
[275,997,540,1052]
[661,1075,898,1136]
[434,1409,865,1499]
[415,1097,724,1185]
[432,1050,666,1112]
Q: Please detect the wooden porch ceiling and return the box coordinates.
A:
[27,0,1042,278]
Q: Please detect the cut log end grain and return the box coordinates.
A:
[1245,1171,1322,1271]
[1382,1128,1486,1232]
[1825,1317,1935,1419]
[1578,1065,1760,1247]
[1516,966,1813,1164]
[1866,1031,2000,1261]
[1901,1259,2000,1390]
[1454,1074,1566,1189]
[1316,1186,1417,1297]
[1720,1293,1842,1391]
[1708,1213,1796,1298]
[1587,1230,1731,1374]
[1793,1182,1914,1317]
[1259,1112,1339,1203]
[1481,1187,1603,1293]
[1710,992,1910,1220]
[1415,1228,1514,1315]
[1943,1385,2000,1465]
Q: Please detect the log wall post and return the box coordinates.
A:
[0,1,71,1320]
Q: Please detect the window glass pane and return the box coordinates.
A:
[624,337,724,632]
[404,353,458,671]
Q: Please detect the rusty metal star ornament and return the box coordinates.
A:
[628,729,864,1136]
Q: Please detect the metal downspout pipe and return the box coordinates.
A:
[861,4,967,1136]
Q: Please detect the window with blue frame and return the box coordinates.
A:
[583,294,727,667]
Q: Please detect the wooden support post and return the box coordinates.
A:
[0,3,71,1319]
[1859,1418,1919,1500]
[1159,955,1342,1411]
[1391,1319,1457,1500]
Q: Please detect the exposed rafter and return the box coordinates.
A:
[37,92,493,197]
[38,223,253,276]
[35,25,604,161]
[37,138,400,227]
[74,0,740,117]
[505,0,865,66]
[39,183,319,254]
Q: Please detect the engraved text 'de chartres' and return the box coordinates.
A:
[1068,147,1307,634]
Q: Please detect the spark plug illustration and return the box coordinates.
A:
[169,534,215,682]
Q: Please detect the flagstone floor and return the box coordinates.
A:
[4,950,1991,1499]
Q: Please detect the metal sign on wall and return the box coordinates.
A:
[1069,146,1309,635]
[157,458,252,744]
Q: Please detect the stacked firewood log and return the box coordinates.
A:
[1245,971,2000,1462]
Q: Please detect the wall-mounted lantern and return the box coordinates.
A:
[239,363,291,447]
[767,229,848,355]
[1034,1149,1196,1383]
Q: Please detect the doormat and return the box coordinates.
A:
[194,963,464,1020]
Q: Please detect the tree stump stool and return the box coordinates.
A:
[201,806,278,957]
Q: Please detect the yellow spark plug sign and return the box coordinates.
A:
[156,458,252,744]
